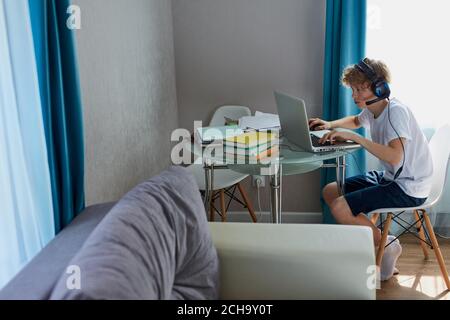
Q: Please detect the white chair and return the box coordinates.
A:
[188,105,257,222]
[369,124,450,290]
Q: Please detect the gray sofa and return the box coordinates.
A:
[0,166,376,300]
[0,166,219,300]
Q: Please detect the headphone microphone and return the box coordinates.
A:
[365,97,384,106]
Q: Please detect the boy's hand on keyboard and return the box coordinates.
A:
[319,130,356,145]
[309,118,331,131]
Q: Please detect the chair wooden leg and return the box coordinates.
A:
[422,210,450,290]
[414,210,429,260]
[370,212,380,225]
[209,191,215,222]
[376,213,393,267]
[220,190,227,222]
[237,183,257,223]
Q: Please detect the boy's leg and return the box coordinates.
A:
[328,195,382,246]
[322,176,383,245]
[323,175,405,280]
[322,182,340,206]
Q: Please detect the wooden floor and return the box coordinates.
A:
[377,234,450,300]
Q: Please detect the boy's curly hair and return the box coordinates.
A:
[342,58,392,88]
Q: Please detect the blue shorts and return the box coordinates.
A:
[343,171,427,217]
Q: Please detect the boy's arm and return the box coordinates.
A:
[309,115,361,130]
[321,130,405,166]
[352,136,406,166]
[330,116,361,130]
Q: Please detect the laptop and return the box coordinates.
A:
[274,91,360,152]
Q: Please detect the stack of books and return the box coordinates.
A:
[224,130,279,162]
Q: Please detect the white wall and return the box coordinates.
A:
[75,0,178,205]
[172,0,327,212]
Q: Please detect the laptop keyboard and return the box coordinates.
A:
[310,134,333,147]
[310,134,357,148]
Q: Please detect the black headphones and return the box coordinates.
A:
[355,58,391,105]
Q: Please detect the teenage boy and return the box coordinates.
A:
[309,58,433,280]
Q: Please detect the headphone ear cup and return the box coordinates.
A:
[371,82,380,97]
[375,83,383,97]
[373,81,390,98]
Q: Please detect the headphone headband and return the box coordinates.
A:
[355,59,378,82]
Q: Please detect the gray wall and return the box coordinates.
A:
[76,0,178,205]
[172,0,326,212]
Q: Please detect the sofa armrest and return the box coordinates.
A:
[209,222,376,300]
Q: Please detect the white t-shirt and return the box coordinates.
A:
[357,98,433,198]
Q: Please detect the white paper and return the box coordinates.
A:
[196,125,243,141]
[238,111,280,130]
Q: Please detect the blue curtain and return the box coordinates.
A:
[28,0,85,232]
[0,0,54,288]
[321,0,367,224]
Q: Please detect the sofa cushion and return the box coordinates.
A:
[50,166,219,300]
[209,222,376,299]
[0,202,115,300]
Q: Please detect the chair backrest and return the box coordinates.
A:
[209,105,251,126]
[427,124,450,206]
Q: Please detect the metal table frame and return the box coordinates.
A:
[200,153,349,224]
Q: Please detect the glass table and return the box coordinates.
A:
[186,138,360,224]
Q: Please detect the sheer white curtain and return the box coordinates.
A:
[367,0,450,236]
[0,0,54,288]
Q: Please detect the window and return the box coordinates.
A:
[367,0,450,128]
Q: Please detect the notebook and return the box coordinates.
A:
[224,131,278,149]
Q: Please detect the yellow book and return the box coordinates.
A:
[225,131,278,148]
[232,146,280,161]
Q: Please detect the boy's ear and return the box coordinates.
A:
[362,82,372,90]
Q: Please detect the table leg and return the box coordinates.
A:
[210,163,215,213]
[203,163,210,207]
[269,164,282,224]
[335,155,346,196]
[203,162,215,215]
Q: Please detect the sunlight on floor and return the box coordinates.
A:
[376,234,450,300]
[390,274,449,300]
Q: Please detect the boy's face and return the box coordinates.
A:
[351,83,376,109]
